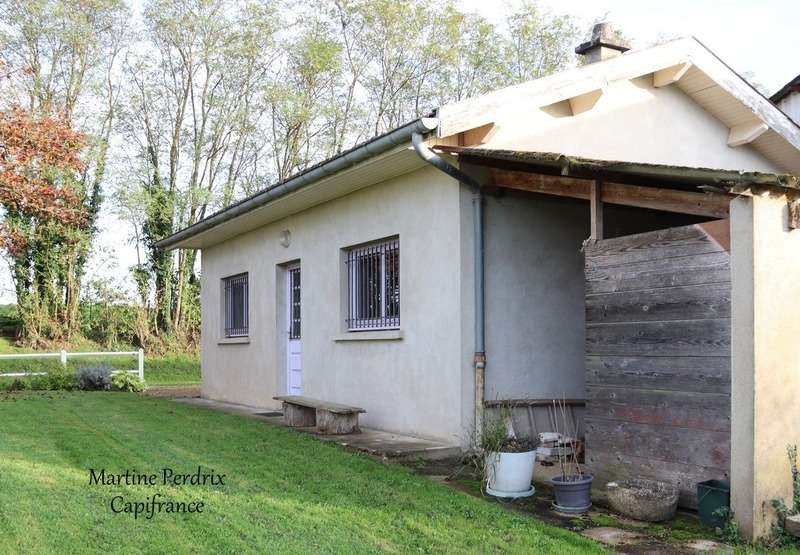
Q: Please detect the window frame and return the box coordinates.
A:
[222,272,249,338]
[345,237,400,331]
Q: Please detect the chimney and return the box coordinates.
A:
[575,22,630,63]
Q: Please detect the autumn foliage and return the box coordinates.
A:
[0,106,87,255]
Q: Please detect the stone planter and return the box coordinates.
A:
[485,450,536,498]
[607,479,679,522]
[551,474,593,514]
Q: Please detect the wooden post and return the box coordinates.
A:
[590,180,604,242]
[60,350,67,368]
[137,349,144,381]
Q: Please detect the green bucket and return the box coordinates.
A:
[697,479,730,528]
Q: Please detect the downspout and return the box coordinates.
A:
[411,131,486,448]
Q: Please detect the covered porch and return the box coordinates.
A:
[451,146,800,540]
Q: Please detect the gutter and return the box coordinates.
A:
[411,131,486,448]
[156,117,440,250]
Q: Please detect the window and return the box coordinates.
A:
[288,267,301,340]
[223,273,248,337]
[346,237,399,330]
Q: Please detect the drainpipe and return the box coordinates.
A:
[411,131,486,448]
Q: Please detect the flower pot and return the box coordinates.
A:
[607,478,678,522]
[551,474,593,513]
[485,450,536,498]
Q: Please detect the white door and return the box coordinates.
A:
[286,265,302,395]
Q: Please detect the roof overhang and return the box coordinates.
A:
[436,37,800,174]
[443,146,800,223]
[157,118,438,250]
[442,146,800,192]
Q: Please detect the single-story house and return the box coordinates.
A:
[158,25,800,540]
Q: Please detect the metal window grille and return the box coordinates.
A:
[288,267,301,339]
[223,273,249,337]
[346,238,399,330]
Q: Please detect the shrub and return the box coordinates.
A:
[76,365,112,391]
[111,372,146,393]
[45,369,76,391]
[4,377,29,392]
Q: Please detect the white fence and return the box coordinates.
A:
[0,349,144,380]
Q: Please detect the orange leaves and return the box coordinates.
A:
[0,106,88,234]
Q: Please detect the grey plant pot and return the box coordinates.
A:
[551,474,593,514]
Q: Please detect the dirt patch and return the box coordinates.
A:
[143,385,201,399]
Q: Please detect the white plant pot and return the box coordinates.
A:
[485,450,536,498]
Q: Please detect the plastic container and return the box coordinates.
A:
[551,474,594,514]
[697,479,730,528]
[485,450,536,498]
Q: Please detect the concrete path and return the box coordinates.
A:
[175,397,462,462]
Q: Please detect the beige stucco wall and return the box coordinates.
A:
[731,195,800,540]
[482,75,781,173]
[201,165,469,444]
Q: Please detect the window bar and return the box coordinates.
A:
[382,242,387,328]
[244,276,249,335]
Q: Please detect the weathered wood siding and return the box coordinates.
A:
[584,221,731,508]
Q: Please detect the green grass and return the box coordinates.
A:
[0,392,606,554]
[0,304,200,386]
[0,354,200,387]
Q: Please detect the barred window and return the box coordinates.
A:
[346,238,399,330]
[223,273,248,337]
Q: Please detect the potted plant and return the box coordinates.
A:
[550,398,593,513]
[481,405,537,498]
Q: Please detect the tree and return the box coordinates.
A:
[119,0,279,342]
[0,106,86,343]
[505,1,579,82]
[0,0,129,342]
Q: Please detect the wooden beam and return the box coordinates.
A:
[590,180,603,241]
[568,88,603,115]
[653,62,692,87]
[484,398,586,408]
[488,167,731,219]
[728,121,769,147]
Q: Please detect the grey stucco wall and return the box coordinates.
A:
[200,165,468,445]
[482,192,590,400]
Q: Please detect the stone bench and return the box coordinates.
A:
[273,395,366,434]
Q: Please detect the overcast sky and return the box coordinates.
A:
[1,1,797,304]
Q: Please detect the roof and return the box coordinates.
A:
[438,37,800,173]
[160,37,800,250]
[156,118,437,250]
[771,74,800,104]
[438,146,800,191]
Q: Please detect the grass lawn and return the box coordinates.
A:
[0,392,605,554]
[0,305,200,386]
[0,353,201,387]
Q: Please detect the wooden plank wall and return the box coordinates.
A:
[584,220,731,508]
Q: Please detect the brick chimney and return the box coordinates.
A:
[575,22,630,63]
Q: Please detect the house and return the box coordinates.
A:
[158,24,800,541]
[772,73,800,123]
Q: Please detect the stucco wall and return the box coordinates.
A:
[483,76,782,173]
[731,195,800,540]
[482,192,589,400]
[200,165,467,444]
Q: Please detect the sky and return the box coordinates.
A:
[2,0,798,303]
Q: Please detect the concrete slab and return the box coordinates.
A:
[581,526,645,546]
[175,397,462,461]
[684,539,731,552]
